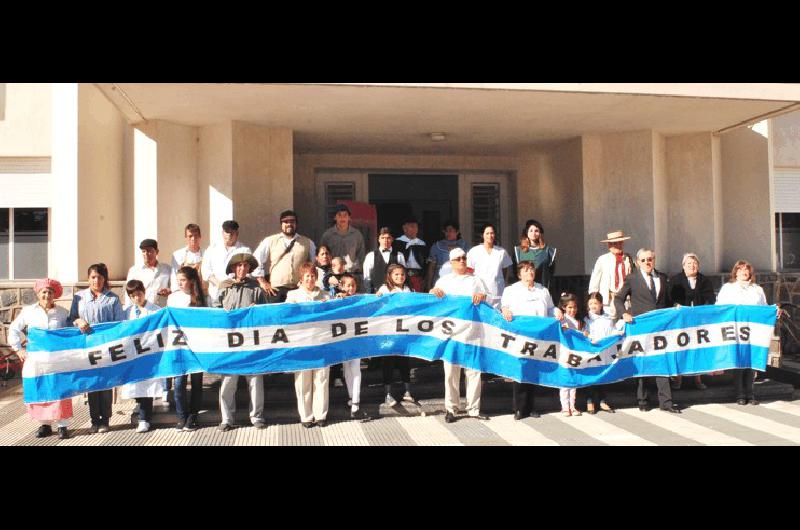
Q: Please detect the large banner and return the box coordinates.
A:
[23,293,777,403]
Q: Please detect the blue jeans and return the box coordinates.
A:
[174,372,204,421]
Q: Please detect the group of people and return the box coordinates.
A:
[6,206,778,439]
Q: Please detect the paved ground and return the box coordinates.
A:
[3,379,800,446]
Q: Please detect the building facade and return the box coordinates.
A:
[2,83,800,292]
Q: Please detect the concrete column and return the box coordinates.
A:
[50,83,79,283]
[665,133,722,273]
[133,125,158,265]
[720,124,775,272]
[581,131,660,273]
[198,122,233,247]
[231,123,293,247]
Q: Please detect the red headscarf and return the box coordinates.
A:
[34,278,64,299]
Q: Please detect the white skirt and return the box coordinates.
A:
[120,378,166,399]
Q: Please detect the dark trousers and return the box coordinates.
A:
[585,385,613,406]
[331,363,344,381]
[175,373,203,421]
[733,368,755,400]
[512,382,536,415]
[382,356,410,385]
[88,389,113,426]
[637,377,673,409]
[135,398,154,422]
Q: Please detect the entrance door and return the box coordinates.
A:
[368,174,458,245]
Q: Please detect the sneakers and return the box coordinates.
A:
[183,415,199,432]
[384,394,398,407]
[97,425,110,434]
[301,422,314,428]
[402,391,416,403]
[136,421,150,433]
[175,419,186,431]
[90,424,100,434]
[36,425,53,438]
[57,427,69,440]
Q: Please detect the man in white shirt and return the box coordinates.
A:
[170,223,204,291]
[430,247,490,423]
[201,220,249,303]
[588,230,635,319]
[252,209,316,303]
[125,239,172,308]
[363,227,406,293]
[393,217,428,292]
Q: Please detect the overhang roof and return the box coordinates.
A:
[98,83,800,156]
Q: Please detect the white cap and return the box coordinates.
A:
[449,247,466,260]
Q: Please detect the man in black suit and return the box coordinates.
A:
[614,248,681,413]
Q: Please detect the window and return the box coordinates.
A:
[325,182,355,225]
[0,208,49,280]
[471,183,501,245]
[776,212,800,271]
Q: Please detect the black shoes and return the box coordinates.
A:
[175,419,186,431]
[90,424,100,434]
[468,414,490,421]
[315,420,327,428]
[514,411,524,421]
[350,409,372,421]
[514,411,540,420]
[36,425,53,438]
[445,411,456,423]
[529,411,540,419]
[183,415,199,431]
[218,423,234,432]
[749,398,760,406]
[252,421,268,429]
[57,427,69,439]
[661,404,682,414]
[301,422,314,429]
[638,403,649,412]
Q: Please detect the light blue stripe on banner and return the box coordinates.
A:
[625,304,777,336]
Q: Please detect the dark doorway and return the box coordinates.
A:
[368,174,458,246]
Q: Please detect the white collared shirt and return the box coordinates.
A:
[500,281,555,317]
[170,246,204,290]
[396,235,426,270]
[201,241,249,300]
[126,261,172,308]
[8,304,70,351]
[363,248,406,285]
[640,269,661,298]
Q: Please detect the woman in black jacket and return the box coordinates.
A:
[669,252,717,390]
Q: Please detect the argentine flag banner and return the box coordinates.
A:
[23,293,777,403]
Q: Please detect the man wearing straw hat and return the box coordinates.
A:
[212,248,269,431]
[588,230,635,319]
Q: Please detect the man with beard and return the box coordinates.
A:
[252,210,316,303]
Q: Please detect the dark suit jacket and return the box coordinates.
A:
[669,272,716,307]
[614,269,672,317]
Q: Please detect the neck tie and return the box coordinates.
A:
[647,273,657,301]
[614,254,625,290]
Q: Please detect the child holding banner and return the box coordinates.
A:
[286,262,330,427]
[120,280,165,433]
[376,264,416,407]
[334,274,372,421]
[558,292,583,416]
[583,292,622,414]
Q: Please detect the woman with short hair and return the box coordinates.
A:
[670,253,717,390]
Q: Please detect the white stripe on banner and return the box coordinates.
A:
[21,294,777,403]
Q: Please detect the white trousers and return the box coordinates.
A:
[294,368,330,422]
[343,359,362,405]
[443,361,482,415]
[219,375,264,425]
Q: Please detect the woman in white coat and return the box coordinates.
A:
[8,279,73,439]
